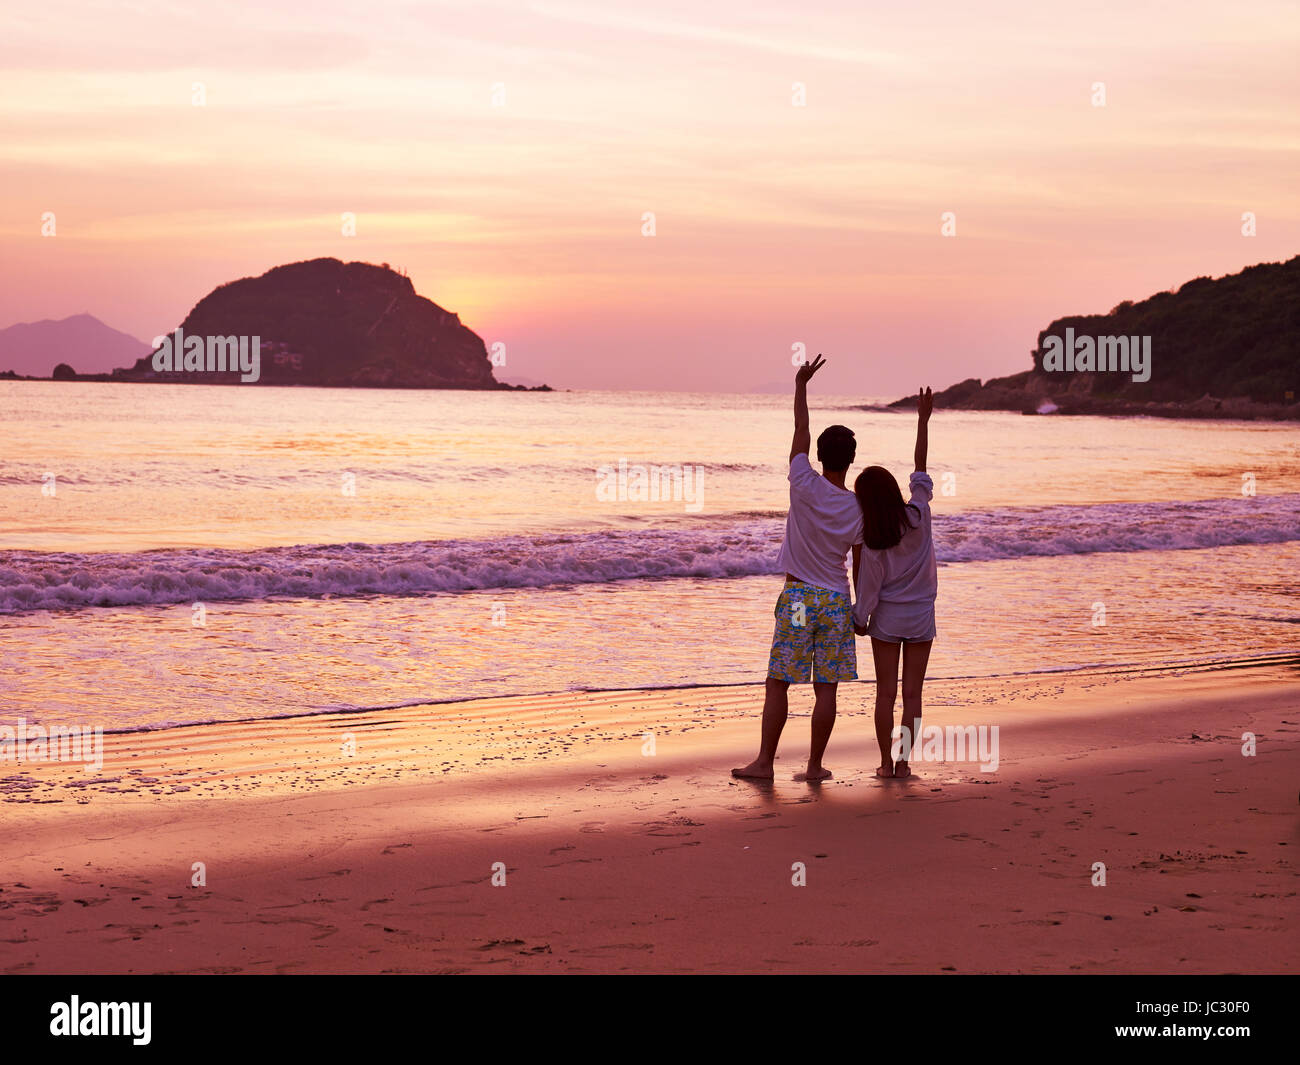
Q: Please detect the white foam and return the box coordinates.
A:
[2,494,1297,614]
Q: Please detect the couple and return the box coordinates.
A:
[732,354,937,783]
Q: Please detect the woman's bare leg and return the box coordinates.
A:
[897,640,933,778]
[870,638,901,776]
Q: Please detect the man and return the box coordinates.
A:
[733,354,863,782]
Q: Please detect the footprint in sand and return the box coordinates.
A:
[651,841,702,854]
[476,938,525,951]
[300,868,352,881]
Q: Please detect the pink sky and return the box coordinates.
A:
[2,0,1297,393]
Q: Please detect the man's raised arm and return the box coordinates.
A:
[790,353,826,460]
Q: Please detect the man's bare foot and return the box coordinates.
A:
[875,764,894,778]
[732,759,774,780]
[894,760,912,778]
[794,766,832,782]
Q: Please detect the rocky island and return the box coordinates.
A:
[889,256,1299,419]
[24,258,546,391]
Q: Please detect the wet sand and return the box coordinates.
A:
[1,662,1295,973]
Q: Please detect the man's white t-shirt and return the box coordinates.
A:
[774,453,864,596]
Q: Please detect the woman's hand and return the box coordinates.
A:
[917,385,933,421]
[914,387,931,472]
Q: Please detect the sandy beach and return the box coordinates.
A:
[2,658,1294,974]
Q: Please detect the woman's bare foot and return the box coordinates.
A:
[732,759,774,780]
[875,763,894,778]
[794,766,832,782]
[894,760,912,779]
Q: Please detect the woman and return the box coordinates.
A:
[852,387,937,778]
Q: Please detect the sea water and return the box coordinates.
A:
[2,381,1296,730]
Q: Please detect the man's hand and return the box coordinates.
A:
[790,355,825,459]
[917,385,933,421]
[854,622,869,636]
[796,353,826,385]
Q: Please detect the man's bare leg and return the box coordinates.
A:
[871,638,901,777]
[797,681,837,781]
[732,677,790,779]
[895,640,932,778]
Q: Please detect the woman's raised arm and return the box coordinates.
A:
[914,386,933,472]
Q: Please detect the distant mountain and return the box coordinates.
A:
[890,256,1300,419]
[112,258,547,390]
[0,314,151,377]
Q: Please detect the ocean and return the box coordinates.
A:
[2,380,1297,730]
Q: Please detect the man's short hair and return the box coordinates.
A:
[816,424,856,472]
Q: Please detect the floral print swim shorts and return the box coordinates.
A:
[767,579,857,684]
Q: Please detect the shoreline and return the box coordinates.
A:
[0,373,553,392]
[2,661,1295,973]
[4,649,1295,739]
[1,377,1293,417]
[881,398,1300,422]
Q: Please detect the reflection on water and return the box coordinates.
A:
[4,382,1297,551]
[2,541,1294,730]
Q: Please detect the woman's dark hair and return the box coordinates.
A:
[854,466,912,550]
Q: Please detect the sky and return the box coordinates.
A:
[1,0,1297,393]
